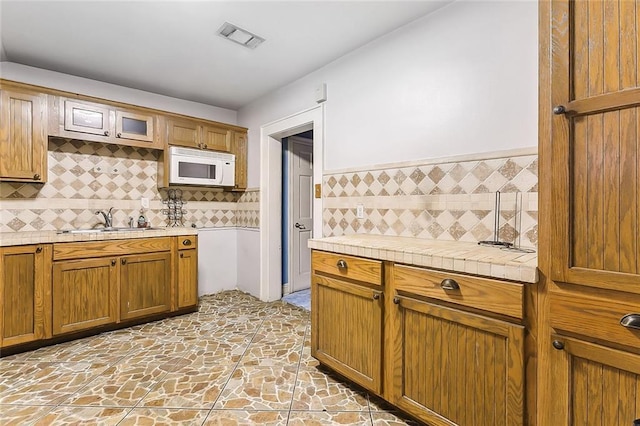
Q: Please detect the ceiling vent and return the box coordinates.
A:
[217,22,265,49]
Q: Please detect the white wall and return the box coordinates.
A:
[236,228,260,295]
[0,62,237,124]
[238,1,538,185]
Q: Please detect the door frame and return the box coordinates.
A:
[259,105,324,302]
[287,135,313,294]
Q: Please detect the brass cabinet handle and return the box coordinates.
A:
[121,258,127,265]
[203,144,208,149]
[182,239,192,246]
[373,293,381,300]
[552,340,565,350]
[336,259,347,270]
[33,173,41,180]
[553,105,566,115]
[35,246,42,253]
[180,253,184,258]
[440,278,460,290]
[111,259,116,266]
[393,297,400,305]
[104,130,110,136]
[620,314,640,330]
[116,132,122,138]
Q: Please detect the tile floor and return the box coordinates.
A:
[0,290,419,425]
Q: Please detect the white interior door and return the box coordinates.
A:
[290,137,313,292]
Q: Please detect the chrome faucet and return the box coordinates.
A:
[96,207,114,228]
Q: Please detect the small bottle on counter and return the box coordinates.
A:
[137,212,147,228]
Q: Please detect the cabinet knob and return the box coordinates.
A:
[553,105,566,115]
[393,297,400,305]
[620,314,640,330]
[35,246,42,253]
[373,293,381,300]
[33,173,41,180]
[111,259,116,266]
[182,239,192,246]
[336,259,347,270]
[552,340,565,350]
[121,258,127,265]
[116,132,122,138]
[440,278,460,290]
[203,144,208,149]
[180,252,184,258]
[104,130,110,136]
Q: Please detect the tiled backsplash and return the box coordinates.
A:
[322,150,538,249]
[0,139,259,233]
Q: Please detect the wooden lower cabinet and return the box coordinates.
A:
[177,248,198,309]
[52,257,118,335]
[389,295,525,426]
[312,275,384,394]
[548,336,640,425]
[0,245,51,347]
[120,252,171,320]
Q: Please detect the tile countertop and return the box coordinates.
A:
[0,227,198,247]
[308,235,538,284]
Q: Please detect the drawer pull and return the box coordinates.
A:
[373,292,381,300]
[33,173,41,180]
[121,259,127,265]
[111,259,116,266]
[180,253,184,258]
[440,279,460,290]
[393,297,400,305]
[620,314,640,330]
[336,259,347,270]
[552,340,565,350]
[182,239,192,246]
[35,246,42,253]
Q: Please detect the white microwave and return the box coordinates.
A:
[169,146,235,187]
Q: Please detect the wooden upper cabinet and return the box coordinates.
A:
[63,99,111,137]
[115,110,154,142]
[56,97,160,149]
[202,124,231,152]
[0,87,47,182]
[550,0,640,294]
[0,244,51,348]
[231,131,248,191]
[165,117,231,153]
[166,117,200,149]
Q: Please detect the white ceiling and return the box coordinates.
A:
[0,1,452,110]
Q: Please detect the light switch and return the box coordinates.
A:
[141,197,149,209]
[356,204,364,219]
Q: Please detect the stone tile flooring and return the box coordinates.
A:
[0,291,419,425]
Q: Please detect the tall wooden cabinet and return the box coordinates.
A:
[0,245,51,348]
[540,0,640,424]
[0,85,47,182]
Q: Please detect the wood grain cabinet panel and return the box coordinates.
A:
[549,336,640,425]
[0,245,51,347]
[0,87,47,182]
[312,274,383,394]
[312,251,382,286]
[166,117,200,149]
[202,124,230,152]
[231,131,247,191]
[177,249,198,309]
[120,252,171,320]
[389,295,525,426]
[52,257,118,335]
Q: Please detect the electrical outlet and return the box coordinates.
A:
[141,197,150,209]
[356,204,364,219]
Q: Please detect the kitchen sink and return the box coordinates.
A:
[57,227,163,234]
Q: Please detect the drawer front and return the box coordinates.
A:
[177,235,197,250]
[550,285,640,349]
[393,264,524,319]
[54,237,172,260]
[312,251,382,286]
